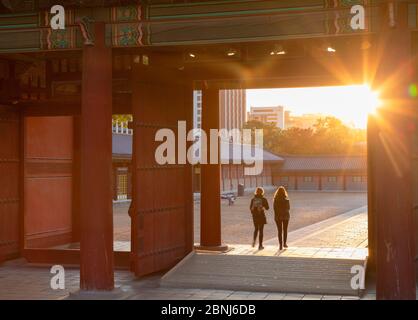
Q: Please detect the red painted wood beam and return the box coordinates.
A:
[20,99,81,117]
[79,22,114,291]
[198,87,227,251]
[17,92,132,117]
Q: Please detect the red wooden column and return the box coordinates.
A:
[72,115,81,243]
[198,87,228,251]
[79,22,114,291]
[372,1,416,299]
[367,114,377,275]
[127,164,132,200]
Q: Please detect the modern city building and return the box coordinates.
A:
[247,106,285,128]
[193,90,203,130]
[194,89,246,131]
[219,89,246,131]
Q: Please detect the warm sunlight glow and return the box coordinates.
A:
[246,85,381,129]
[362,86,381,115]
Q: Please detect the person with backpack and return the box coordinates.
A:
[273,186,290,250]
[249,187,269,250]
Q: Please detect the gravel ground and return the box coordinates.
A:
[195,191,367,245]
[113,191,367,245]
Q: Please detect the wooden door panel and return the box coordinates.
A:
[131,71,193,277]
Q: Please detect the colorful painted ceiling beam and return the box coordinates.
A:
[0,0,378,52]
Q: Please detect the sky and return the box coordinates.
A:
[246,85,381,129]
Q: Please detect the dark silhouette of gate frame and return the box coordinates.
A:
[0,1,416,300]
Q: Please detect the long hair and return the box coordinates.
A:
[274,186,288,201]
[254,187,264,196]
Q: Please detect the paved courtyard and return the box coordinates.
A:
[214,190,367,245]
[0,206,378,300]
[113,191,367,246]
[0,262,375,300]
[113,202,131,242]
[0,191,374,300]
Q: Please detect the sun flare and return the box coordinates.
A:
[246,84,382,129]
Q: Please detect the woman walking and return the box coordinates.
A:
[273,186,290,250]
[249,187,269,250]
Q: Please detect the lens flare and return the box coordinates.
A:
[408,84,417,98]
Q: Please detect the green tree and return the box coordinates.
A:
[277,127,316,154]
[312,117,352,154]
[112,114,132,123]
[243,120,282,151]
[243,116,367,155]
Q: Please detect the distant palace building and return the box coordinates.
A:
[111,123,367,199]
[196,143,284,193]
[247,106,285,129]
[111,120,367,199]
[273,155,367,191]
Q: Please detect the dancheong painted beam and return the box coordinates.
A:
[0,0,375,52]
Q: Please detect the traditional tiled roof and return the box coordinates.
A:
[112,133,132,160]
[112,134,284,163]
[279,155,367,173]
[220,142,284,163]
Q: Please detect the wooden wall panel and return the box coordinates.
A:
[0,106,20,261]
[24,116,73,248]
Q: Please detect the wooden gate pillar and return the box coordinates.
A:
[371,1,416,299]
[79,22,114,291]
[198,88,228,251]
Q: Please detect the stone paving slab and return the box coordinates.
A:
[0,205,409,300]
[113,193,367,245]
[52,241,130,252]
[264,206,368,248]
[222,245,367,260]
[0,263,417,300]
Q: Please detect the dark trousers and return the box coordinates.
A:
[275,219,289,246]
[253,222,264,246]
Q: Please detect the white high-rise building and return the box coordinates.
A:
[193,89,246,131]
[247,106,285,129]
[193,91,203,130]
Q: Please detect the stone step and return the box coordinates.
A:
[161,251,366,296]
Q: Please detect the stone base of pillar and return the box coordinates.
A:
[66,287,130,300]
[194,244,230,253]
